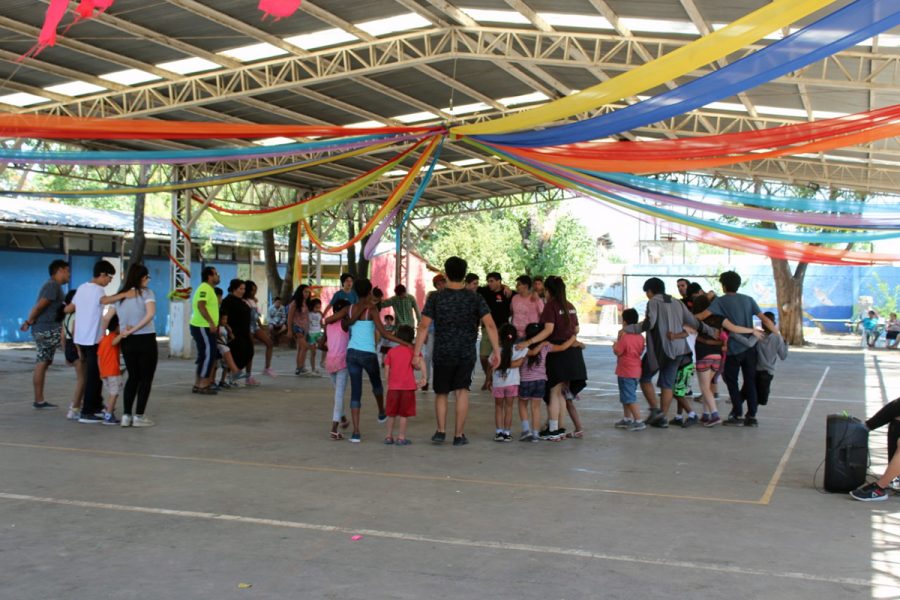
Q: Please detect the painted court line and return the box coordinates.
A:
[0,491,869,588]
[758,367,830,505]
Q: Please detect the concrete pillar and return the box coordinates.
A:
[168,182,193,359]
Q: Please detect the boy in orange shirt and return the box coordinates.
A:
[98,315,123,425]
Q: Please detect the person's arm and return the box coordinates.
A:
[324,304,350,325]
[112,334,123,346]
[412,315,432,370]
[757,312,779,335]
[527,342,547,357]
[776,334,789,360]
[722,318,758,336]
[517,322,553,350]
[667,330,689,340]
[481,314,501,367]
[21,297,52,331]
[548,334,578,353]
[197,299,217,334]
[100,288,136,305]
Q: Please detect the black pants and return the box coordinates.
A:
[121,333,158,416]
[724,349,758,418]
[743,370,775,406]
[866,398,900,461]
[77,344,102,417]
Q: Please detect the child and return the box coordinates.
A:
[379,314,397,366]
[98,315,123,425]
[325,299,352,439]
[267,297,288,346]
[691,295,727,427]
[306,298,324,375]
[520,323,549,441]
[862,310,880,348]
[613,308,645,431]
[493,323,528,441]
[753,311,788,407]
[383,325,423,445]
[212,287,245,389]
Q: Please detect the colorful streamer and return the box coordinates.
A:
[396,137,445,257]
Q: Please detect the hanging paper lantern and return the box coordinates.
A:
[258,0,302,20]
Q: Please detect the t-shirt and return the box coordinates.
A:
[541,298,579,343]
[422,288,490,364]
[520,343,551,382]
[308,312,323,334]
[98,332,121,378]
[709,293,761,354]
[511,293,544,339]
[477,286,512,327]
[268,305,286,326]
[72,282,106,346]
[117,289,156,336]
[190,282,219,328]
[614,332,644,378]
[493,346,528,388]
[221,295,251,338]
[862,317,879,332]
[329,289,358,306]
[385,345,418,391]
[32,278,64,334]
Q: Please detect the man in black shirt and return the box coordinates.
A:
[415,257,500,446]
[476,272,512,389]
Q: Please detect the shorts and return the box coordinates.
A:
[217,343,230,357]
[640,354,680,390]
[386,389,417,417]
[34,327,61,363]
[618,376,638,404]
[888,331,899,341]
[673,362,695,398]
[479,326,492,357]
[103,375,123,396]
[64,339,79,364]
[307,332,323,345]
[493,385,519,399]
[433,360,476,395]
[696,354,723,373]
[292,325,306,336]
[519,379,546,400]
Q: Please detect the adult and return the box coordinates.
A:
[886,313,900,349]
[221,279,256,384]
[345,278,408,442]
[115,263,158,427]
[381,284,421,328]
[244,280,276,377]
[477,272,512,389]
[676,278,691,304]
[532,276,546,301]
[464,273,480,291]
[415,257,500,446]
[510,275,544,339]
[851,398,900,501]
[288,284,311,375]
[67,260,133,422]
[21,259,70,409]
[519,276,586,440]
[189,265,221,395]
[421,274,447,391]
[696,270,778,427]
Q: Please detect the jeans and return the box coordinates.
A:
[724,350,758,418]
[346,349,383,409]
[121,334,158,416]
[77,344,102,417]
[866,398,900,460]
[330,368,349,421]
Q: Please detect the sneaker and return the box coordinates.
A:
[431,431,446,444]
[614,418,633,429]
[704,415,722,427]
[263,368,277,377]
[519,431,533,442]
[66,407,80,420]
[32,401,58,410]
[377,413,388,424]
[245,376,261,386]
[743,416,759,427]
[891,477,900,492]
[645,409,663,426]
[502,433,512,442]
[546,429,564,441]
[349,432,361,443]
[78,414,103,424]
[132,415,155,427]
[494,432,505,442]
[295,368,307,376]
[121,415,132,427]
[700,414,710,424]
[649,417,669,429]
[629,421,647,431]
[850,482,888,502]
[452,434,469,446]
[682,415,699,428]
[672,416,684,426]
[538,427,553,440]
[102,412,119,425]
[723,414,743,426]
[531,432,540,442]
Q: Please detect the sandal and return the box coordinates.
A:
[566,430,584,439]
[383,436,395,445]
[330,431,344,440]
[195,386,218,395]
[396,438,412,446]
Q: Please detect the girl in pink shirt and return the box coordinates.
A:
[511,275,544,339]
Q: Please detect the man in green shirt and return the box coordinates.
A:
[381,284,421,328]
[190,266,220,394]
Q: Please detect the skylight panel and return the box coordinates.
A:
[44,81,107,96]
[219,43,287,62]
[460,8,530,25]
[443,102,491,116]
[156,57,222,75]
[355,13,430,37]
[393,111,440,123]
[857,34,900,48]
[498,92,549,107]
[385,169,408,177]
[620,18,699,35]
[539,12,612,30]
[100,69,162,86]
[253,137,296,146]
[450,158,485,166]
[345,120,387,128]
[284,28,358,50]
[0,92,50,107]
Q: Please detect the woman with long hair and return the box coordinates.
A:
[244,280,276,378]
[115,263,158,427]
[288,284,311,375]
[220,279,255,382]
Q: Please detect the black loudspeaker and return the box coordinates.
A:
[824,414,869,493]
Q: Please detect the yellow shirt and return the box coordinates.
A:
[190,282,219,327]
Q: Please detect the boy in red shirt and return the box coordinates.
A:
[384,325,424,445]
[613,308,645,431]
[98,315,123,425]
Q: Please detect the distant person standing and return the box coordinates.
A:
[381,284,421,329]
[21,259,71,409]
[115,263,158,427]
[476,272,512,389]
[189,266,221,395]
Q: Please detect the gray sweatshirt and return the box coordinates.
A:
[756,332,788,374]
[642,294,710,360]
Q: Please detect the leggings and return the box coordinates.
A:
[346,349,383,409]
[330,369,349,422]
[866,398,900,461]
[121,333,158,416]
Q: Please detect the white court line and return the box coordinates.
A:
[0,491,869,588]
[759,367,830,504]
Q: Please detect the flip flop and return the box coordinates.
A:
[396,438,412,446]
[330,431,343,440]
[383,436,395,445]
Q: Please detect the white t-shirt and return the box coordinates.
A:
[308,312,323,334]
[493,346,528,388]
[72,282,106,346]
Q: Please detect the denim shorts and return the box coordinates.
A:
[618,376,638,405]
[518,379,546,400]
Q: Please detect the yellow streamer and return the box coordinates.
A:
[452,0,839,135]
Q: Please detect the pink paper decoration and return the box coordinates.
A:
[34,0,70,55]
[75,0,115,21]
[258,0,302,20]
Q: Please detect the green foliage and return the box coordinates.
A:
[868,272,900,316]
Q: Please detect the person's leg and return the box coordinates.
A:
[697,369,717,415]
[530,397,542,434]
[741,350,759,419]
[876,451,900,488]
[385,416,395,440]
[503,396,514,432]
[346,350,364,435]
[361,351,386,418]
[255,329,273,370]
[32,361,51,404]
[70,356,85,412]
[722,352,743,417]
[565,398,583,433]
[494,395,503,432]
[548,383,563,425]
[295,332,308,372]
[308,345,318,373]
[865,398,900,432]
[121,337,140,416]
[79,345,101,417]
[453,389,470,437]
[398,416,409,441]
[755,370,773,407]
[518,396,529,427]
[435,393,448,433]
[136,336,158,416]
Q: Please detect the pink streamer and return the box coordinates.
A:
[258,0,302,20]
[75,0,114,21]
[30,0,70,58]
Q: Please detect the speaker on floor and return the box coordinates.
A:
[824,414,869,493]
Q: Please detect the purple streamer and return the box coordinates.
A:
[363,205,401,260]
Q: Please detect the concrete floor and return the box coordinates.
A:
[1,336,899,599]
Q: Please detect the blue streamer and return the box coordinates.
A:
[475,0,900,147]
[396,137,444,256]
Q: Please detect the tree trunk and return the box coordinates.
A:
[771,258,808,345]
[129,165,149,266]
[346,217,358,278]
[279,222,299,301]
[263,228,284,299]
[356,234,371,279]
